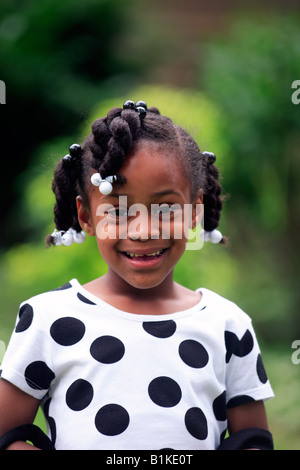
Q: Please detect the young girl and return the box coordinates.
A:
[0,101,274,450]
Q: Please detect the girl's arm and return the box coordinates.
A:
[227,400,270,450]
[0,379,41,450]
[227,400,269,433]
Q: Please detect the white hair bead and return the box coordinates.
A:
[91,173,102,186]
[51,229,63,246]
[200,230,211,242]
[73,230,86,244]
[99,180,113,195]
[51,228,86,246]
[201,229,223,244]
[61,229,74,246]
[91,173,117,194]
[106,175,117,184]
[209,229,223,244]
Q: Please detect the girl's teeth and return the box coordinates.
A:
[126,250,163,258]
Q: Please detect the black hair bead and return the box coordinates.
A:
[135,100,147,109]
[69,143,81,156]
[62,143,82,166]
[123,99,147,118]
[123,100,135,110]
[62,154,73,166]
[202,151,216,164]
[136,106,147,119]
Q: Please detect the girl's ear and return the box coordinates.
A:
[191,192,204,229]
[76,196,95,237]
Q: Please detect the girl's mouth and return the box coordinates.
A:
[119,248,169,267]
[123,249,166,260]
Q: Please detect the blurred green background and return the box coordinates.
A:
[0,0,299,450]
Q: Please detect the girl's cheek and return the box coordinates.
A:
[95,216,119,241]
[160,214,186,241]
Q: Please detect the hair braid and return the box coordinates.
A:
[88,107,142,180]
[45,152,83,246]
[203,161,224,238]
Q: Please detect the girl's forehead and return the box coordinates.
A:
[119,144,188,193]
[88,143,191,205]
[121,142,184,179]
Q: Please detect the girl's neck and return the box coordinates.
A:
[83,270,201,316]
[100,268,177,302]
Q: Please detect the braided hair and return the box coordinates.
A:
[46,101,225,245]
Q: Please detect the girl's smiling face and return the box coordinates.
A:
[77,141,202,291]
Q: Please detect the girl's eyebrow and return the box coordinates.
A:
[151,189,183,197]
[107,189,183,199]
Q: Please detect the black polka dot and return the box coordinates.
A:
[77,292,96,305]
[148,376,182,407]
[256,354,268,384]
[50,317,85,346]
[25,361,55,390]
[90,336,125,364]
[179,339,209,368]
[227,395,255,408]
[142,320,176,338]
[15,304,33,332]
[66,379,94,411]
[185,407,208,440]
[225,329,254,363]
[95,404,130,436]
[213,391,227,421]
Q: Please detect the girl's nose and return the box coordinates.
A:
[127,205,162,241]
[127,211,152,241]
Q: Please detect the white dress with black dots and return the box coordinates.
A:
[0,279,274,450]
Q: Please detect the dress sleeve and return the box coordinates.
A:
[224,312,274,408]
[0,301,55,400]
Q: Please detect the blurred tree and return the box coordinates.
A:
[0,0,152,247]
[200,16,300,340]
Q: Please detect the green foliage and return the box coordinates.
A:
[201,15,300,231]
[263,346,300,450]
[200,15,300,341]
[0,0,147,248]
[0,0,138,107]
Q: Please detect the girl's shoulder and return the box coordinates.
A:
[18,279,81,321]
[23,280,75,303]
[199,287,253,327]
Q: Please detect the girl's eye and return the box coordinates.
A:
[107,207,128,218]
[153,204,182,218]
[160,205,171,215]
[154,204,172,215]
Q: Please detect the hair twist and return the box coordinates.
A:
[203,161,224,237]
[89,107,143,180]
